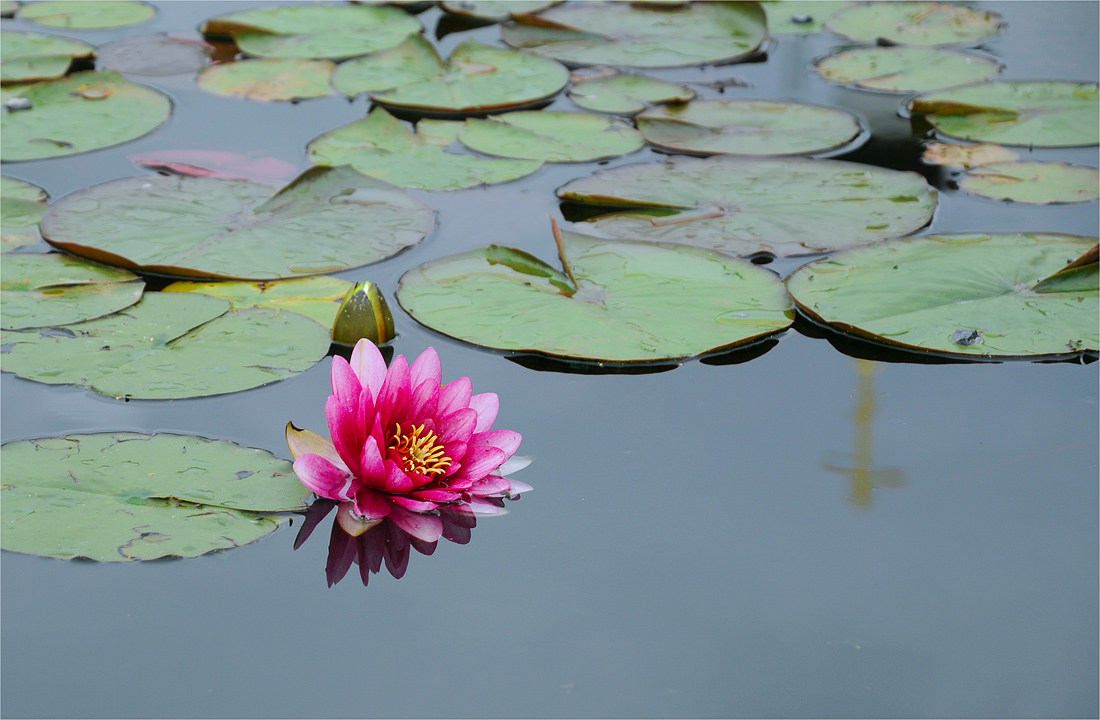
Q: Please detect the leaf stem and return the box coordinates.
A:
[550,217,581,290]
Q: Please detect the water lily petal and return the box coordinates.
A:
[337,502,382,537]
[388,504,443,543]
[330,355,362,417]
[352,488,392,520]
[351,339,388,401]
[391,496,439,513]
[409,378,440,421]
[437,407,478,444]
[452,445,506,482]
[359,435,386,485]
[470,429,522,459]
[438,376,472,416]
[293,453,354,500]
[410,346,442,389]
[468,473,511,496]
[442,440,468,467]
[326,395,363,479]
[377,354,411,429]
[410,488,461,503]
[384,459,416,493]
[286,422,347,471]
[498,454,532,475]
[505,478,534,495]
[467,497,505,515]
[469,392,499,433]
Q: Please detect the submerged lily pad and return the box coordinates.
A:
[97,34,212,76]
[636,100,863,156]
[333,36,567,115]
[398,224,793,363]
[459,111,643,162]
[761,1,851,34]
[825,2,1003,46]
[921,142,1018,168]
[960,162,1100,204]
[501,1,766,68]
[162,275,352,328]
[308,107,542,191]
[440,1,557,21]
[197,58,334,101]
[19,0,155,29]
[815,46,1002,93]
[557,155,936,257]
[128,150,299,183]
[1,70,171,162]
[1,176,48,252]
[1,291,330,399]
[567,72,694,115]
[40,165,435,280]
[1,31,95,85]
[909,81,1100,147]
[785,233,1098,358]
[1,433,310,561]
[1,253,144,330]
[201,4,420,60]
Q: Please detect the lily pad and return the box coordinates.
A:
[459,111,643,162]
[308,107,542,191]
[19,0,155,29]
[97,34,212,76]
[922,142,1018,168]
[785,233,1098,358]
[1,70,171,162]
[567,72,694,115]
[1,31,95,85]
[201,4,420,60]
[557,155,936,257]
[2,176,48,252]
[397,223,793,363]
[761,1,851,34]
[40,165,435,280]
[197,58,334,102]
[908,81,1100,147]
[815,46,1002,93]
[162,275,352,328]
[333,36,567,115]
[128,150,299,183]
[825,2,1003,46]
[1,291,331,399]
[960,162,1100,204]
[501,1,767,68]
[1,253,144,330]
[636,100,863,156]
[1,1,18,17]
[1,433,310,561]
[440,1,558,21]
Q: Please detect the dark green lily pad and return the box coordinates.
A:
[440,0,558,21]
[501,1,766,69]
[1,70,171,162]
[197,58,334,101]
[557,155,936,257]
[2,176,48,252]
[201,4,420,60]
[825,2,1003,46]
[40,165,435,280]
[567,72,694,115]
[162,275,352,328]
[909,81,1100,147]
[1,253,144,330]
[636,100,863,156]
[1,291,330,399]
[19,0,155,29]
[1,31,95,85]
[785,233,1098,358]
[815,46,1002,93]
[333,36,567,115]
[397,226,793,363]
[459,111,643,162]
[97,34,213,77]
[308,107,542,191]
[1,432,310,561]
[761,1,851,34]
[960,162,1100,204]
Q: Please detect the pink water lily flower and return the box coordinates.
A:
[287,340,531,544]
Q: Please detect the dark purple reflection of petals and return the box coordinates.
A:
[384,522,412,579]
[326,519,359,587]
[441,508,476,545]
[293,499,338,550]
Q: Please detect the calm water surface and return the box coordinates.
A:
[2,2,1097,718]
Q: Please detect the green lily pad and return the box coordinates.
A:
[197,58,334,101]
[162,275,352,328]
[333,36,567,115]
[440,1,558,21]
[40,165,435,280]
[1,253,144,330]
[1,1,18,17]
[1,291,331,399]
[201,4,420,60]
[785,233,1098,358]
[636,100,863,156]
[567,72,695,115]
[1,432,310,561]
[815,46,1002,93]
[501,1,766,69]
[1,31,95,85]
[761,1,851,34]
[825,2,1003,46]
[308,107,542,191]
[397,225,793,363]
[557,155,936,257]
[19,0,155,29]
[960,162,1100,204]
[921,142,1018,168]
[2,176,48,252]
[459,111,643,162]
[1,70,171,162]
[909,81,1100,148]
[97,34,213,77]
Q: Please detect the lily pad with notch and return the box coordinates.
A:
[18,0,155,29]
[440,1,558,21]
[567,72,695,115]
[197,58,335,102]
[815,46,1002,93]
[2,176,49,252]
[1,31,95,85]
[162,275,353,328]
[959,162,1100,204]
[825,2,1004,46]
[458,111,644,162]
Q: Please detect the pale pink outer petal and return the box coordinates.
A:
[504,478,533,495]
[391,496,439,513]
[350,339,387,401]
[468,474,511,497]
[352,488,391,520]
[437,377,472,416]
[497,455,532,475]
[387,504,443,543]
[469,429,522,459]
[409,347,442,389]
[466,498,504,515]
[468,392,499,433]
[337,503,382,537]
[286,425,348,472]
[293,454,354,501]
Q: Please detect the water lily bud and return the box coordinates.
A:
[331,280,395,347]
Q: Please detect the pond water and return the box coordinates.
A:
[2,2,1097,718]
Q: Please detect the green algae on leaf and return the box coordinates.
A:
[825,2,1003,46]
[162,275,353,328]
[40,165,435,280]
[1,31,95,85]
[815,46,1002,93]
[567,72,694,115]
[761,1,851,34]
[960,162,1100,204]
[459,111,643,162]
[1,253,144,330]
[197,58,334,102]
[785,233,1099,359]
[1,176,48,252]
[1,433,310,561]
[557,155,936,257]
[19,0,155,29]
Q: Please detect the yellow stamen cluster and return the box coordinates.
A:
[389,423,451,478]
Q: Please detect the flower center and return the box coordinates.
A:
[389,423,451,478]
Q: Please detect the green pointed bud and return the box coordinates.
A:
[331,281,395,347]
